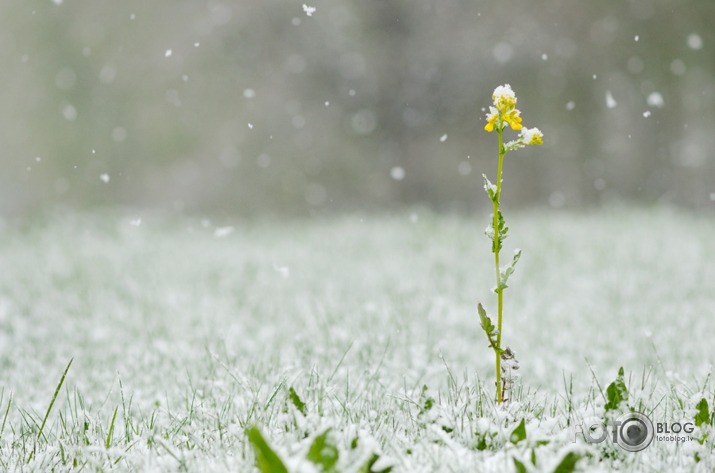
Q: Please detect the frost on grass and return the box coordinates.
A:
[1,208,714,471]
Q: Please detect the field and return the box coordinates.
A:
[1,206,714,472]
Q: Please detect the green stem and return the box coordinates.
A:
[493,128,506,403]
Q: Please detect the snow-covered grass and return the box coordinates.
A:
[1,206,714,472]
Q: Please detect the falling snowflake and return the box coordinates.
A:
[687,33,703,50]
[100,174,110,183]
[214,226,235,238]
[62,104,77,121]
[390,166,405,181]
[647,92,664,108]
[302,4,316,16]
[440,134,448,142]
[273,264,290,278]
[605,90,617,109]
[164,49,172,58]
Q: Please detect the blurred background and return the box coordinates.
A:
[1,0,714,218]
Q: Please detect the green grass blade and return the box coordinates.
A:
[513,457,528,473]
[306,429,339,471]
[37,358,73,443]
[510,418,527,444]
[106,405,119,449]
[288,387,307,416]
[0,392,11,440]
[246,426,288,473]
[552,451,583,473]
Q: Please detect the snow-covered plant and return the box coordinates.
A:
[478,84,543,404]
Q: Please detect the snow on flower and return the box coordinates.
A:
[520,127,544,145]
[484,106,499,132]
[484,84,523,132]
[492,84,517,112]
[502,109,522,131]
[483,84,542,149]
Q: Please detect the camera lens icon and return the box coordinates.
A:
[616,412,654,452]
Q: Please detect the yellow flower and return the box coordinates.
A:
[484,106,499,132]
[492,84,518,113]
[483,85,538,137]
[520,127,543,145]
[503,109,522,131]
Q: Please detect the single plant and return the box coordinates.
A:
[478,84,543,403]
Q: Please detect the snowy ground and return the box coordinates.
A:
[0,206,714,472]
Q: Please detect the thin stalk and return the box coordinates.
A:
[493,127,506,403]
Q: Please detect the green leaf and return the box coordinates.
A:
[485,211,509,254]
[478,303,494,334]
[289,386,307,416]
[482,174,497,203]
[307,429,339,472]
[552,452,583,473]
[510,419,527,444]
[497,211,508,236]
[478,303,501,352]
[421,385,434,414]
[604,367,628,412]
[357,453,393,473]
[247,426,289,473]
[695,398,710,427]
[513,457,528,473]
[475,432,489,451]
[497,249,522,291]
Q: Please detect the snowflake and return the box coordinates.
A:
[302,4,316,16]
